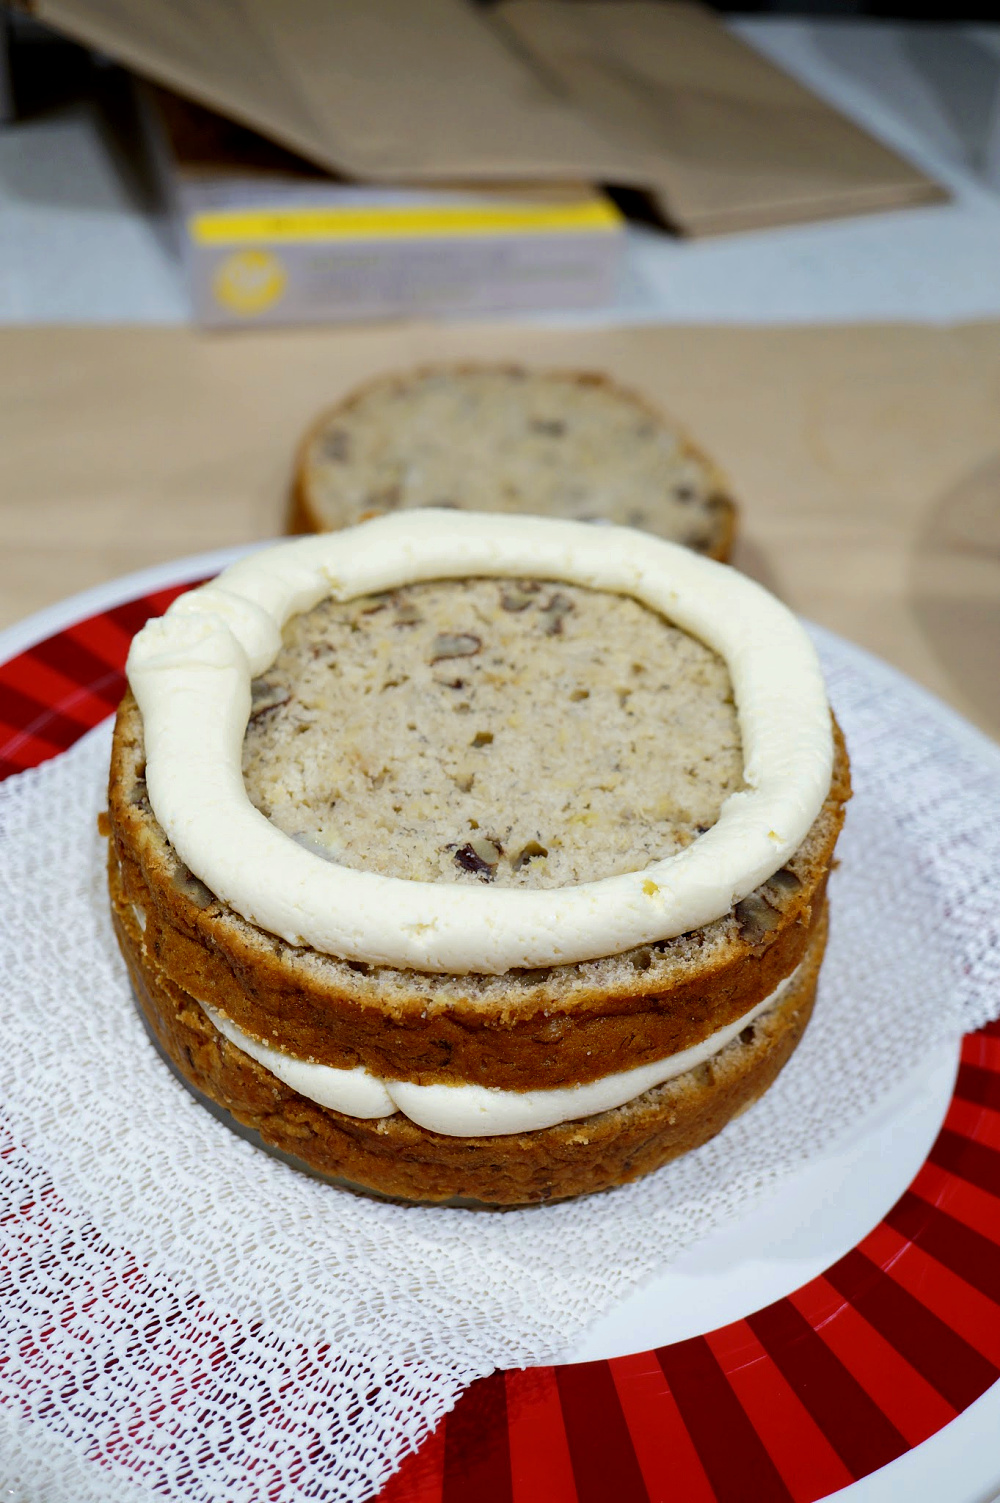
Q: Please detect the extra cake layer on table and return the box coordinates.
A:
[114,871,827,1207]
[291,365,737,559]
[241,578,745,889]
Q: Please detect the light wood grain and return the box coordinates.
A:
[1,321,997,736]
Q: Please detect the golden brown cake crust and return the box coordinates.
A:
[287,365,738,563]
[107,690,848,1092]
[117,893,827,1207]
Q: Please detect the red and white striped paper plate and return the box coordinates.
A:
[3,554,999,1503]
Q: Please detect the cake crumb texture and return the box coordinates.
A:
[242,578,744,888]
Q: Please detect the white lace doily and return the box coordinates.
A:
[1,626,999,1503]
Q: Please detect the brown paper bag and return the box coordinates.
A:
[36,0,945,235]
[495,0,947,235]
[37,0,625,181]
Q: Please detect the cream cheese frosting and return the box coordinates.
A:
[127,510,833,974]
[201,967,798,1137]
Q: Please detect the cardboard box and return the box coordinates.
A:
[145,89,624,328]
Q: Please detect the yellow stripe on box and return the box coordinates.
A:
[189,198,622,246]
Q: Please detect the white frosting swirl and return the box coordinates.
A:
[201,967,797,1137]
[127,511,832,973]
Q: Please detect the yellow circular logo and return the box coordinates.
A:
[213,250,287,316]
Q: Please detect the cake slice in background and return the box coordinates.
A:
[290,366,737,559]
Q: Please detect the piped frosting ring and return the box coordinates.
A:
[126,510,833,974]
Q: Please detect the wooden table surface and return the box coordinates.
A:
[2,320,998,739]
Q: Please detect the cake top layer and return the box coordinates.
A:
[242,578,743,889]
[300,366,728,550]
[125,511,833,973]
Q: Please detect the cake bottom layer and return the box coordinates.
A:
[115,907,827,1207]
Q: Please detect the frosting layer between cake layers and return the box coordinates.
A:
[200,965,800,1136]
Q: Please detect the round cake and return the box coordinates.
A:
[290,365,737,559]
[106,513,849,1206]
